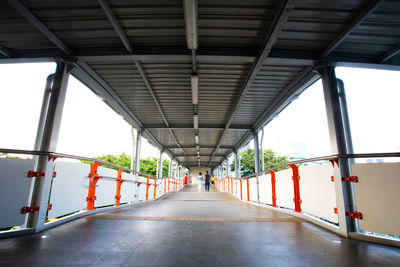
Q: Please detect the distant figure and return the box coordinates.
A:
[198,172,204,191]
[211,175,215,189]
[205,171,211,192]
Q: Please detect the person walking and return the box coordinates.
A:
[197,172,204,191]
[211,175,215,189]
[205,171,211,192]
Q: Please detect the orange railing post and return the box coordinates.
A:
[240,179,243,200]
[87,162,101,210]
[164,178,167,194]
[246,177,250,201]
[269,170,277,207]
[231,177,233,193]
[153,178,157,199]
[146,177,150,201]
[290,164,302,212]
[115,169,124,206]
[168,177,170,192]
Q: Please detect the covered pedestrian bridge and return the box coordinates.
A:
[0,0,400,266]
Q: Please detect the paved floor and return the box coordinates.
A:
[1,184,400,266]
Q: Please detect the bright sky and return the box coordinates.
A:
[0,63,399,162]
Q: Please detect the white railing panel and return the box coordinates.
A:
[249,178,257,202]
[48,161,89,219]
[0,158,34,228]
[242,179,248,200]
[275,169,294,209]
[259,174,273,205]
[299,164,338,223]
[95,167,117,207]
[353,162,400,236]
[120,172,136,203]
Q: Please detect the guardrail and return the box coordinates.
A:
[216,152,400,246]
[0,148,185,236]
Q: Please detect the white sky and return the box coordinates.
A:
[0,63,399,162]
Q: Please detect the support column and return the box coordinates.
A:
[158,149,164,178]
[319,65,356,236]
[168,157,174,177]
[156,150,160,178]
[234,150,239,196]
[28,62,72,231]
[260,128,265,172]
[252,130,261,204]
[130,127,136,172]
[134,129,142,202]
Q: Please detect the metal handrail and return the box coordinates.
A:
[0,148,174,180]
[221,152,400,180]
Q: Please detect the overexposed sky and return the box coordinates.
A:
[0,63,399,162]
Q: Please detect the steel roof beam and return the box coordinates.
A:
[97,0,132,53]
[165,145,232,149]
[96,0,187,159]
[320,0,384,58]
[0,44,13,58]
[378,43,400,63]
[143,124,251,130]
[208,0,294,166]
[7,0,73,56]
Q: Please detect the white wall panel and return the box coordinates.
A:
[275,169,294,209]
[48,161,90,219]
[95,167,117,207]
[249,178,257,202]
[353,163,400,236]
[259,174,273,205]
[120,172,136,203]
[0,158,34,228]
[299,164,338,223]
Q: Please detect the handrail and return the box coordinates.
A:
[222,152,400,180]
[0,148,173,180]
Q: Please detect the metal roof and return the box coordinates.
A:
[1,0,399,168]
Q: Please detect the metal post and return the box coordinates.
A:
[252,130,261,204]
[169,157,173,177]
[28,62,72,231]
[319,65,357,236]
[260,128,265,172]
[234,150,239,196]
[156,149,160,178]
[134,129,142,202]
[130,127,136,172]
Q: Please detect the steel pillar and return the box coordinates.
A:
[260,128,265,172]
[252,130,261,203]
[134,129,142,202]
[234,150,239,195]
[28,62,72,231]
[168,157,173,177]
[130,127,136,172]
[319,65,357,236]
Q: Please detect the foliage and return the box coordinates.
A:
[81,153,170,177]
[230,148,290,176]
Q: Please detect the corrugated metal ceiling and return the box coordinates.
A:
[1,0,399,168]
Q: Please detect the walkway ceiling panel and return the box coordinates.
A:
[198,62,252,125]
[198,0,279,49]
[0,2,57,51]
[219,130,249,148]
[169,130,197,147]
[198,129,222,147]
[141,62,193,125]
[148,129,179,148]
[230,62,311,126]
[88,62,165,125]
[334,2,400,58]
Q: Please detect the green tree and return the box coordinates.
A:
[230,148,290,176]
[81,153,170,177]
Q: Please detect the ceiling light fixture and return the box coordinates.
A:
[183,0,198,50]
[195,134,199,144]
[191,75,198,104]
[193,114,198,129]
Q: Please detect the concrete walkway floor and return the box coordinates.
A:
[1,184,400,266]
